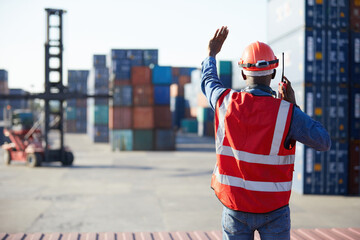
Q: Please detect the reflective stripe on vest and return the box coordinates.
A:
[212,89,295,213]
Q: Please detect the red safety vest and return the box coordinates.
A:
[211,89,296,213]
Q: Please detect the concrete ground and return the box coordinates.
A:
[0,133,359,233]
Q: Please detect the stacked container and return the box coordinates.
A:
[109,49,175,151]
[170,67,196,129]
[8,89,29,110]
[349,1,360,195]
[0,70,9,120]
[268,0,351,195]
[87,55,110,142]
[66,70,89,133]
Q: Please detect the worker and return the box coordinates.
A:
[201,26,331,240]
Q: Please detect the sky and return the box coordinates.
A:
[0,0,268,92]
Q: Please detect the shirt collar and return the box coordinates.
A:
[243,84,277,97]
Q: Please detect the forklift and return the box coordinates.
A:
[2,107,73,167]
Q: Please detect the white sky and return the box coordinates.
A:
[0,0,267,92]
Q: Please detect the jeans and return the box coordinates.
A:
[222,205,291,240]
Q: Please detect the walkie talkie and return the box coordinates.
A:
[279,52,287,99]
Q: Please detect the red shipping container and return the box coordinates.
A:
[133,106,154,129]
[111,79,131,87]
[350,0,360,31]
[131,66,151,85]
[133,85,154,106]
[154,106,172,129]
[349,140,360,195]
[179,75,191,86]
[109,106,132,129]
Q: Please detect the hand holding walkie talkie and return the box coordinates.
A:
[278,52,297,106]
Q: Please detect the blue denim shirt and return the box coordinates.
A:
[201,56,331,151]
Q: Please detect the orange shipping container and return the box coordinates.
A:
[133,85,154,106]
[133,106,154,129]
[109,106,132,130]
[131,66,152,85]
[154,106,172,129]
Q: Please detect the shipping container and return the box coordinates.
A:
[325,139,348,195]
[350,31,360,84]
[219,61,232,75]
[66,106,77,120]
[76,99,87,108]
[93,55,106,68]
[178,75,191,86]
[110,129,133,151]
[94,105,109,125]
[198,121,214,137]
[267,0,327,42]
[109,106,132,130]
[93,124,109,143]
[75,120,87,133]
[170,96,185,128]
[111,59,131,80]
[170,83,184,97]
[133,85,154,106]
[111,49,127,59]
[327,29,349,84]
[327,84,348,139]
[0,69,8,81]
[76,107,87,121]
[112,85,132,106]
[181,118,198,133]
[126,49,143,66]
[154,106,172,129]
[155,129,175,150]
[143,49,158,66]
[219,74,232,89]
[327,0,349,29]
[152,66,172,85]
[65,119,77,133]
[153,85,170,105]
[350,87,360,139]
[349,140,360,195]
[131,66,151,85]
[133,106,154,129]
[350,0,360,31]
[0,81,9,94]
[133,129,154,150]
[197,107,214,123]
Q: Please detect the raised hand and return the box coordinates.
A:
[208,26,229,58]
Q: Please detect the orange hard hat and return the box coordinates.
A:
[238,41,279,72]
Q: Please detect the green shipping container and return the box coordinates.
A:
[181,118,198,133]
[155,129,176,150]
[94,105,109,124]
[219,61,232,75]
[66,106,77,120]
[133,130,154,150]
[110,129,133,151]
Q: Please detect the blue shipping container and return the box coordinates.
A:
[127,49,143,66]
[327,0,349,29]
[327,30,349,84]
[303,146,327,194]
[113,85,132,106]
[305,29,326,84]
[111,49,127,59]
[152,66,172,85]
[112,59,131,80]
[0,69,8,81]
[93,55,106,68]
[93,125,109,143]
[155,129,175,150]
[110,129,133,151]
[327,85,348,139]
[325,140,348,195]
[143,49,158,66]
[153,85,170,105]
[171,96,185,128]
[219,74,232,89]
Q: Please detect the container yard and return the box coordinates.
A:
[0,0,359,237]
